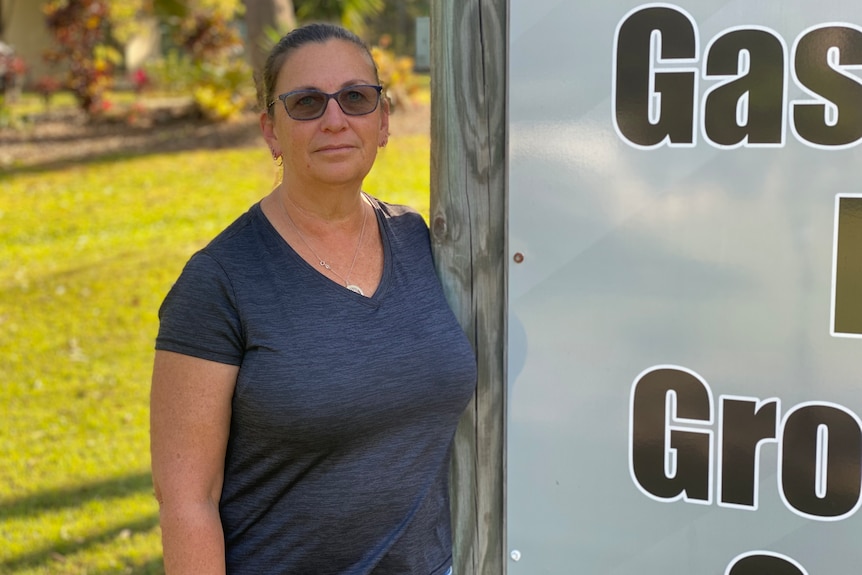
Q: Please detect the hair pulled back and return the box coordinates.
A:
[259,23,379,114]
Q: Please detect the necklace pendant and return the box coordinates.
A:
[280,194,370,297]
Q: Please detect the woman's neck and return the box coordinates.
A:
[277,178,366,222]
[273,185,368,234]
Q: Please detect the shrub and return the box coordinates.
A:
[145,51,252,121]
[371,43,423,111]
[190,59,252,121]
[34,76,63,111]
[145,5,250,121]
[42,0,122,116]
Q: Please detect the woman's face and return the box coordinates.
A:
[263,39,389,191]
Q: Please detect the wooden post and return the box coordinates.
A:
[430,1,507,574]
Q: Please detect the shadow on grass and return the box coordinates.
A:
[0,472,162,573]
[92,556,166,575]
[0,471,153,521]
[0,514,161,573]
[0,113,263,178]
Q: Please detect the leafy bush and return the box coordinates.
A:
[191,59,252,121]
[34,76,63,112]
[145,51,252,121]
[371,44,423,111]
[144,3,251,121]
[43,0,122,116]
[142,51,196,94]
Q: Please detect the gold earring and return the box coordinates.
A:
[271,149,283,166]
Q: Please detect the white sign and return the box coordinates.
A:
[508,2,862,574]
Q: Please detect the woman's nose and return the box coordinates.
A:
[319,97,348,129]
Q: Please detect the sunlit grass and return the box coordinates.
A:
[367,134,430,217]
[0,126,429,573]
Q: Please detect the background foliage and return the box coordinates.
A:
[28,0,428,121]
[42,0,121,114]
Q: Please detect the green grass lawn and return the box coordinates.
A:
[0,133,429,573]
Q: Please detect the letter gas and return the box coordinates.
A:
[613,4,862,149]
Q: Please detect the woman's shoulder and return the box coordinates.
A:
[203,203,265,250]
[172,203,273,285]
[368,195,427,230]
[190,202,275,264]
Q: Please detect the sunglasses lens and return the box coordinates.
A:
[280,86,380,120]
[337,86,380,115]
[284,92,327,120]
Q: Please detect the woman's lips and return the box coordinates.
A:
[316,143,354,153]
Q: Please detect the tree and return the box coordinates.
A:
[293,0,383,37]
[367,0,429,56]
[242,0,296,79]
[0,0,13,39]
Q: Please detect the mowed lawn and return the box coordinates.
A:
[0,129,430,574]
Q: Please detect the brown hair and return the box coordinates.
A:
[259,23,380,114]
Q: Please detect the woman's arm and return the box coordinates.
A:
[150,350,238,575]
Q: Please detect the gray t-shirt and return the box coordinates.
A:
[156,198,477,575]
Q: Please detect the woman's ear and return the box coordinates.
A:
[260,110,279,155]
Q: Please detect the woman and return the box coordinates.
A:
[150,23,476,575]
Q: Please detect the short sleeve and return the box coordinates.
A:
[156,251,245,365]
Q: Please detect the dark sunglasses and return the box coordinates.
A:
[269,84,383,121]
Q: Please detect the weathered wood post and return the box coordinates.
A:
[430,1,507,574]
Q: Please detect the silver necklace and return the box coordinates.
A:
[280,193,368,296]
